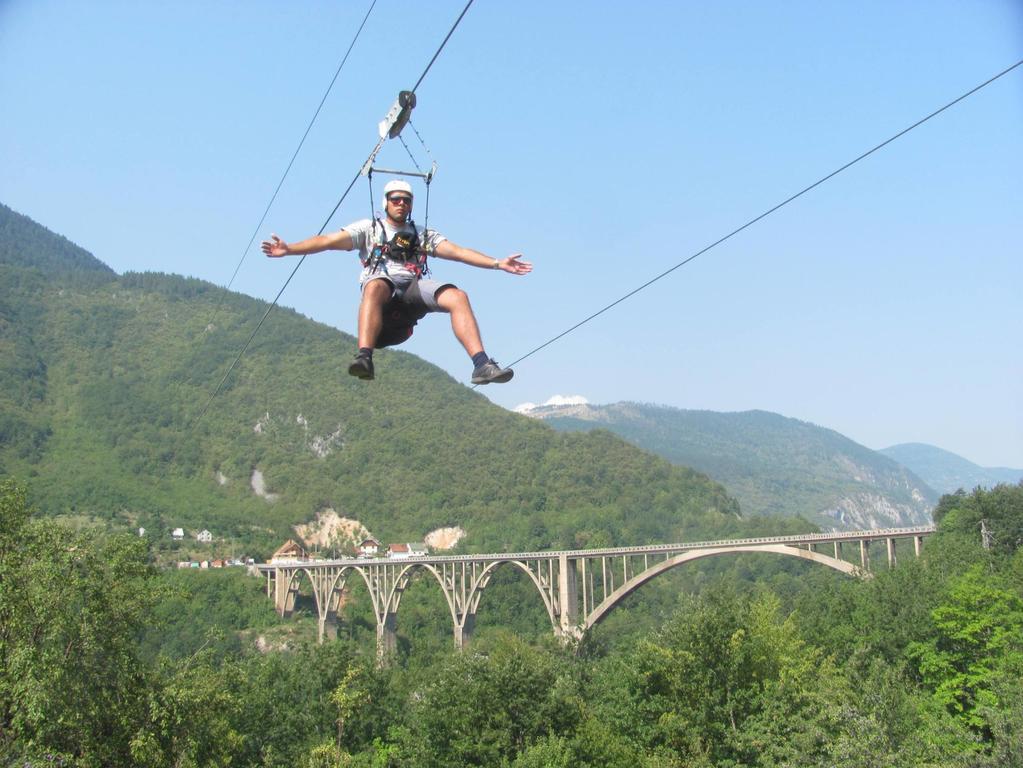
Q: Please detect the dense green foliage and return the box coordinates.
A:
[1,479,157,765]
[139,567,290,662]
[0,203,115,286]
[0,204,743,561]
[3,479,1022,767]
[538,402,937,527]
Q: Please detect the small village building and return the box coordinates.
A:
[171,528,184,541]
[358,538,380,558]
[387,543,409,559]
[387,543,428,559]
[197,529,213,543]
[270,539,309,564]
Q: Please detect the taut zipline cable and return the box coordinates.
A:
[195,0,476,424]
[411,0,474,94]
[496,58,1023,376]
[205,0,379,331]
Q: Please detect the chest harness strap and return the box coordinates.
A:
[364,219,430,278]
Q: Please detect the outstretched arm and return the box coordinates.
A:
[261,230,355,258]
[433,240,532,275]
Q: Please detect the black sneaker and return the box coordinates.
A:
[471,359,513,384]
[348,355,374,380]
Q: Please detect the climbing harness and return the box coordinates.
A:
[362,218,427,277]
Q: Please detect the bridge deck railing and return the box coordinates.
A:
[254,525,936,571]
[255,525,938,656]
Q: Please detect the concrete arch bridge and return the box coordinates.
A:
[257,526,934,656]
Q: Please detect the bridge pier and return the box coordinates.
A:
[859,540,870,571]
[557,553,581,641]
[318,612,337,643]
[886,537,896,568]
[376,614,397,661]
[454,614,475,650]
[273,568,298,617]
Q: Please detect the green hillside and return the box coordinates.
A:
[525,401,937,529]
[0,202,115,283]
[0,203,751,559]
[881,442,1023,495]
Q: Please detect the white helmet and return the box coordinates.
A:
[381,179,413,210]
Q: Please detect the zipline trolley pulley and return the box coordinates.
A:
[360,90,438,245]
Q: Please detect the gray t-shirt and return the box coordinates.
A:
[343,218,447,285]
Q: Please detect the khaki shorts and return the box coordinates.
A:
[363,275,456,348]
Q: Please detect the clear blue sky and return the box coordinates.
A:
[2,1,1021,467]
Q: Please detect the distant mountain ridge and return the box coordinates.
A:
[879,443,1023,495]
[0,202,762,559]
[520,401,937,530]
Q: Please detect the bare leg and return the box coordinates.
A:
[358,279,393,349]
[436,286,484,358]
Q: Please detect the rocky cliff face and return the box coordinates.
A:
[824,455,933,528]
[823,491,932,529]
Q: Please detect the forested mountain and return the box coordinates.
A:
[0,203,751,559]
[881,442,1023,495]
[0,202,115,283]
[520,400,937,530]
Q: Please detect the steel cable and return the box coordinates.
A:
[497,58,1023,377]
[205,0,379,329]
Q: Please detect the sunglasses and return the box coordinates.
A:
[387,196,412,205]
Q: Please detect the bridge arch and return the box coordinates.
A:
[465,560,558,630]
[584,544,862,631]
[323,565,376,613]
[263,527,934,654]
[382,562,456,624]
[281,564,378,623]
[381,560,559,638]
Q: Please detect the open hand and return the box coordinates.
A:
[497,254,532,275]
[261,234,289,258]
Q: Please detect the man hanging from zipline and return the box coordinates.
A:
[261,179,531,384]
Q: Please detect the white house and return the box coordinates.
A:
[171,528,184,541]
[387,543,428,560]
[387,543,409,559]
[197,529,213,543]
[357,538,380,558]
